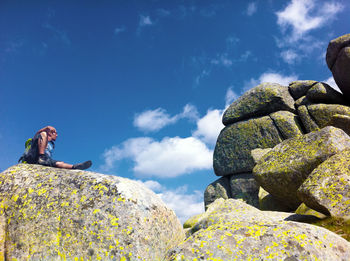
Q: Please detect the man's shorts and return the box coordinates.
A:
[37,154,58,167]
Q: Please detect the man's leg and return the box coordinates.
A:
[55,161,73,169]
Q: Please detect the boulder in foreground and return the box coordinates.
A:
[0,164,185,260]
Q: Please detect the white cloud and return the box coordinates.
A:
[134,104,199,132]
[280,49,300,64]
[246,2,257,16]
[193,109,224,146]
[139,15,153,26]
[276,0,343,42]
[135,181,204,223]
[114,26,126,35]
[102,136,212,178]
[323,76,341,93]
[245,72,298,90]
[136,180,164,192]
[134,108,177,132]
[158,186,203,223]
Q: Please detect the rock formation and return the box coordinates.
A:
[0,164,184,260]
[206,33,350,220]
[166,199,350,260]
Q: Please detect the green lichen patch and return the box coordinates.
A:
[269,110,304,139]
[288,80,318,100]
[327,114,350,136]
[298,148,350,220]
[253,126,350,209]
[307,103,350,128]
[297,105,319,133]
[223,83,295,126]
[214,116,283,176]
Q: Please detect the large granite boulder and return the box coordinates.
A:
[306,82,348,105]
[0,164,185,260]
[288,80,318,100]
[326,33,350,98]
[222,82,295,125]
[298,148,350,220]
[166,199,350,261]
[253,126,350,209]
[214,116,283,176]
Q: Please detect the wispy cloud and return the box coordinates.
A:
[275,0,343,64]
[114,26,127,35]
[101,136,212,177]
[246,2,257,16]
[225,87,239,108]
[245,71,298,91]
[139,15,154,27]
[280,49,300,64]
[276,0,342,42]
[133,104,199,132]
[43,23,71,46]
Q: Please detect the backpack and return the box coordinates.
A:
[18,138,38,164]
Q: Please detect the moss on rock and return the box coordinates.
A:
[253,126,350,209]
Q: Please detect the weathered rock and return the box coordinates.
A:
[230,173,259,208]
[308,104,350,128]
[251,148,272,164]
[166,199,350,261]
[214,116,283,176]
[270,110,304,139]
[306,82,348,105]
[327,114,350,136]
[258,187,291,212]
[253,126,350,209]
[222,83,295,126]
[298,149,350,220]
[295,95,312,107]
[288,80,318,100]
[332,46,350,98]
[295,203,327,219]
[0,164,184,260]
[326,33,350,70]
[297,105,319,133]
[204,176,231,209]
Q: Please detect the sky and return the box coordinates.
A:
[0,0,349,223]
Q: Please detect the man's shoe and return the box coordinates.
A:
[73,160,92,170]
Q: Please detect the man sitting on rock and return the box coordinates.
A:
[26,126,92,170]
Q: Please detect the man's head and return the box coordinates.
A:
[37,126,57,141]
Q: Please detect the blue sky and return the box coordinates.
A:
[0,0,349,222]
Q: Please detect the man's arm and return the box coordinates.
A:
[37,132,48,155]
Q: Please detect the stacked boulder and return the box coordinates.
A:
[205,33,350,218]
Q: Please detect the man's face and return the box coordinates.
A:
[50,129,58,141]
